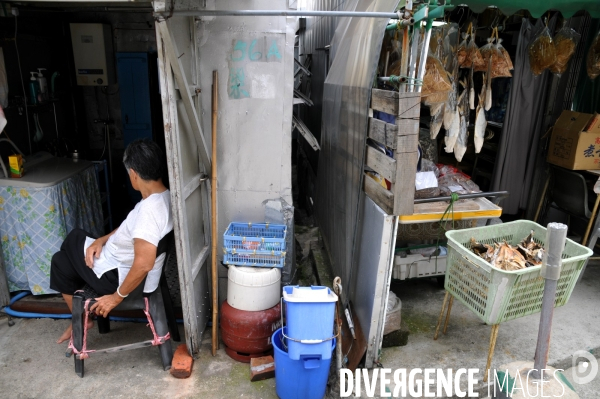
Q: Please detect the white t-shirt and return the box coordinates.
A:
[84,190,173,293]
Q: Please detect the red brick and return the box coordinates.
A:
[250,355,275,382]
[170,344,194,378]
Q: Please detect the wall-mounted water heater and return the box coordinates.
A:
[70,23,116,86]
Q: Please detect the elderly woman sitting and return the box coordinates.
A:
[51,139,173,344]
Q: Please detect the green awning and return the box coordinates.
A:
[455,0,600,18]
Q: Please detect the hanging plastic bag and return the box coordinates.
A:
[496,38,514,71]
[477,28,512,78]
[459,23,486,70]
[550,22,581,77]
[423,36,451,108]
[443,25,459,73]
[457,32,469,68]
[586,29,600,80]
[421,54,452,101]
[529,25,557,76]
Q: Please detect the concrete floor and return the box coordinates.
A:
[1,262,599,399]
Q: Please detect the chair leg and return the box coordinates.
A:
[72,293,85,378]
[97,315,110,334]
[160,273,180,342]
[483,324,500,383]
[147,292,173,370]
[443,296,453,335]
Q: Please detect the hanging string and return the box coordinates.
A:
[434,192,460,269]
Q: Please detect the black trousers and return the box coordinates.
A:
[50,229,119,295]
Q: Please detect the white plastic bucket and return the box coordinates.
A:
[227,266,281,311]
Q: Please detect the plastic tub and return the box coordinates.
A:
[227,266,281,311]
[272,327,335,399]
[282,286,337,360]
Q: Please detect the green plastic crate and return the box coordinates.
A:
[444,220,593,325]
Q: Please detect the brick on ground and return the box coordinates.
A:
[250,355,275,382]
[171,344,193,378]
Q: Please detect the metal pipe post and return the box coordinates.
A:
[407,22,421,92]
[211,71,219,356]
[416,17,433,93]
[161,9,400,19]
[532,223,568,380]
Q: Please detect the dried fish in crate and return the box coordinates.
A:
[470,231,546,271]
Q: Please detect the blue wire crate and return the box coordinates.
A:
[223,222,287,268]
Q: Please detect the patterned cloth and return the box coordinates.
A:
[0,166,104,295]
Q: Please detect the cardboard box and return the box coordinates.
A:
[547,111,600,170]
[8,154,23,178]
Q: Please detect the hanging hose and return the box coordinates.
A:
[2,291,183,323]
[434,192,460,270]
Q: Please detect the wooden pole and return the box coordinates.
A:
[211,70,219,356]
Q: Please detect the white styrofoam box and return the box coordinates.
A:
[227,266,281,311]
[393,254,447,280]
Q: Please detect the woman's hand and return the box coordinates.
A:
[85,239,105,268]
[90,293,123,317]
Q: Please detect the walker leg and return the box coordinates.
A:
[483,324,500,383]
[443,297,454,335]
[72,292,85,378]
[434,292,449,340]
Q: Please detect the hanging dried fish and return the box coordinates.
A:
[445,81,464,153]
[454,113,468,162]
[469,66,475,110]
[430,105,444,139]
[474,92,487,153]
[445,108,460,153]
[443,80,457,130]
[453,79,469,161]
[484,68,492,111]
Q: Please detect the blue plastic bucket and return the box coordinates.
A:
[282,286,338,360]
[272,327,335,399]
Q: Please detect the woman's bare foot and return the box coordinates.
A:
[56,320,94,344]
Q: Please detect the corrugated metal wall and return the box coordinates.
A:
[304,0,398,302]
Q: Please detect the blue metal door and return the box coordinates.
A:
[116,52,152,147]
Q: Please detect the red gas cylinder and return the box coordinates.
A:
[221,300,281,363]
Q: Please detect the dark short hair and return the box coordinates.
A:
[122,139,165,181]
